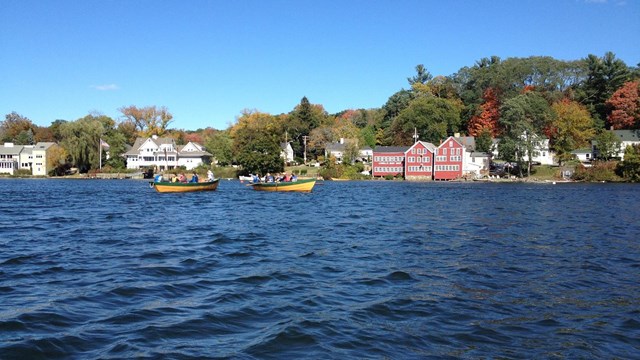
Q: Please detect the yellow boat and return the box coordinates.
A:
[150,179,220,193]
[249,178,316,192]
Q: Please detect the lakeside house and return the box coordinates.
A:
[123,135,212,171]
[592,129,640,161]
[280,142,294,164]
[324,138,372,164]
[372,136,484,181]
[0,142,58,176]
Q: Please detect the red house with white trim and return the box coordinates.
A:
[404,141,437,181]
[433,136,464,180]
[372,146,408,178]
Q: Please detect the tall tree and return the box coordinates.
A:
[593,130,622,160]
[550,99,595,164]
[578,52,630,126]
[231,111,284,175]
[499,92,553,176]
[390,96,462,145]
[408,64,433,85]
[606,81,640,129]
[467,87,501,136]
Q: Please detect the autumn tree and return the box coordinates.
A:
[578,52,631,126]
[46,145,70,176]
[118,105,174,137]
[606,81,640,129]
[550,99,595,164]
[1,112,37,144]
[467,88,501,136]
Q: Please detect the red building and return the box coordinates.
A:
[433,137,464,180]
[372,146,408,178]
[404,141,436,181]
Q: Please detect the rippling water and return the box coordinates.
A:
[1,179,639,359]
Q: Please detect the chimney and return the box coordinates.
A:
[152,135,159,140]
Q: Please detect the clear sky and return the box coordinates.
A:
[1,0,638,131]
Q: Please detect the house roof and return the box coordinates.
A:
[373,146,410,153]
[613,130,640,142]
[406,141,437,153]
[454,136,476,151]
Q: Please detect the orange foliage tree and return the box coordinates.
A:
[467,88,500,136]
[606,81,640,129]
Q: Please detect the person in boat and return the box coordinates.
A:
[171,174,178,183]
[266,173,274,182]
[154,174,163,183]
[283,173,291,182]
[190,172,199,183]
[291,174,297,182]
[207,170,214,182]
[252,174,260,183]
[178,173,187,183]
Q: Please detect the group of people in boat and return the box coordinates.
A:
[154,170,215,183]
[251,172,297,183]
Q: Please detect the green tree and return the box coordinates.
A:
[58,116,106,172]
[408,64,433,85]
[204,130,233,166]
[617,144,640,182]
[593,130,622,160]
[390,96,462,145]
[499,92,553,176]
[475,128,493,153]
[231,111,284,175]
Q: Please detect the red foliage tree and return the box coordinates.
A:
[468,88,501,136]
[606,81,640,129]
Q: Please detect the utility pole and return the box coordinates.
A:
[413,128,419,143]
[302,135,309,165]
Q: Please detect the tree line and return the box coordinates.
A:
[2,52,639,177]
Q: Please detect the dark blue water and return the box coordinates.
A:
[1,179,639,359]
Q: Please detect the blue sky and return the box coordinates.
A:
[1,0,638,131]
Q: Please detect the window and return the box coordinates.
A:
[443,148,447,155]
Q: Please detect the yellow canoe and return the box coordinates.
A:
[250,178,316,192]
[150,179,220,193]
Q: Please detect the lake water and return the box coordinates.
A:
[1,179,639,359]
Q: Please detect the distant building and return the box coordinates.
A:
[281,142,294,164]
[123,136,212,171]
[325,138,372,163]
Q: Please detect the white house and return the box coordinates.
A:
[492,136,556,165]
[280,142,294,164]
[454,136,490,176]
[123,136,212,171]
[0,142,58,175]
[592,129,640,160]
[325,138,372,163]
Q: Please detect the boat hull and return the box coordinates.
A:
[150,180,220,193]
[250,178,316,192]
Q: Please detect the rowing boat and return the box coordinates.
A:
[150,179,220,193]
[249,178,316,192]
